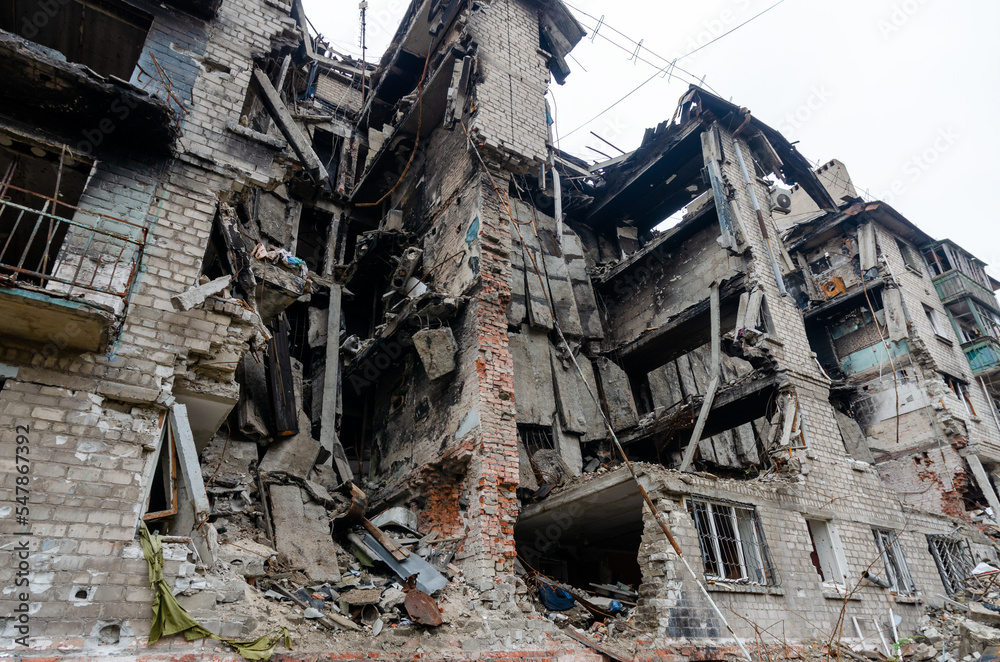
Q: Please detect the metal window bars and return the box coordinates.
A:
[0,181,147,318]
[927,534,982,596]
[872,528,916,595]
[688,497,778,586]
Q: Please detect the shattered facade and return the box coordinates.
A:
[4,0,1000,659]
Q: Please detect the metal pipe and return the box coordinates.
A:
[732,139,787,296]
[553,166,563,240]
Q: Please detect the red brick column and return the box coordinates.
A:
[461,177,520,580]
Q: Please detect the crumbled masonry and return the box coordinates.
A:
[4,0,1000,660]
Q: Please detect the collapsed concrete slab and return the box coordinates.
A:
[269,484,342,583]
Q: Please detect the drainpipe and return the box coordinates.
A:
[552,164,563,240]
[733,139,787,296]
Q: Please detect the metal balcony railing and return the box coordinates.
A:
[962,336,1000,376]
[933,270,1000,310]
[0,183,147,317]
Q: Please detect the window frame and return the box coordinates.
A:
[924,304,949,339]
[142,422,179,522]
[927,534,976,596]
[688,497,778,586]
[872,528,916,596]
[895,238,924,276]
[806,518,850,586]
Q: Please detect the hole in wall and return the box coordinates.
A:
[98,623,121,645]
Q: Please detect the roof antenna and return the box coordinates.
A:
[359,0,368,104]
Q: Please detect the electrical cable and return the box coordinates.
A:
[559,1,791,140]
[355,49,432,208]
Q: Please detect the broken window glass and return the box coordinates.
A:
[922,246,953,277]
[872,528,915,595]
[688,497,776,586]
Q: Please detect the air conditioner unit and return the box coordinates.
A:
[770,187,793,214]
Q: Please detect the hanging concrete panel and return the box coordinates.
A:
[595,357,638,430]
[882,287,908,342]
[563,232,604,339]
[510,329,557,425]
[648,360,684,411]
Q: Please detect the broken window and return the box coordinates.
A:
[688,497,776,586]
[922,245,953,277]
[924,304,949,338]
[927,535,976,596]
[896,239,923,274]
[2,0,152,80]
[806,518,849,586]
[943,374,977,417]
[142,418,179,523]
[872,528,915,595]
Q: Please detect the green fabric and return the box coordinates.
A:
[140,522,291,660]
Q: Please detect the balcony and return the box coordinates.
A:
[962,336,1000,377]
[933,270,1000,311]
[0,183,147,352]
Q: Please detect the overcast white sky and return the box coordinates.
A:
[303,0,1000,274]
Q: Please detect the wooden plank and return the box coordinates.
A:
[362,516,409,561]
[267,315,299,437]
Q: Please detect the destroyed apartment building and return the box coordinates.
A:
[5,0,1000,658]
